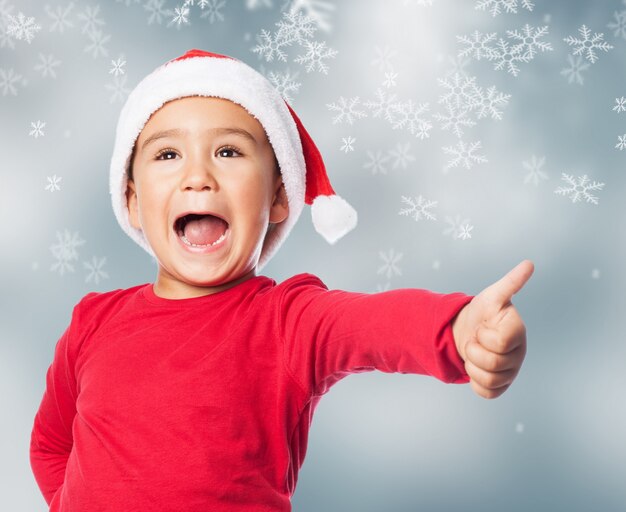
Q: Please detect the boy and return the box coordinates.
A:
[30,49,533,511]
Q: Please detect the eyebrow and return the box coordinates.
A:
[140,127,258,152]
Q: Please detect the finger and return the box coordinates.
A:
[475,322,526,355]
[465,360,518,390]
[482,259,535,309]
[469,379,510,400]
[466,338,526,372]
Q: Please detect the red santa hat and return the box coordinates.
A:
[109,48,357,271]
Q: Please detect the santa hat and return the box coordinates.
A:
[109,48,357,271]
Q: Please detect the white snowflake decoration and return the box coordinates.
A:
[388,142,415,169]
[34,54,61,79]
[6,12,41,43]
[399,195,438,221]
[50,229,86,275]
[522,155,549,186]
[29,120,45,138]
[563,25,614,64]
[560,54,590,85]
[294,39,338,73]
[554,173,605,204]
[340,136,356,153]
[475,0,534,17]
[443,214,473,240]
[45,174,62,192]
[442,140,487,170]
[363,150,391,175]
[84,256,109,284]
[326,96,367,125]
[377,249,403,279]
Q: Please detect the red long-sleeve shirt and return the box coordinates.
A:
[30,273,473,511]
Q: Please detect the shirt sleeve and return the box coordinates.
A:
[278,273,474,397]
[29,300,84,506]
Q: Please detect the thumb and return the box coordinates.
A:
[481,259,535,308]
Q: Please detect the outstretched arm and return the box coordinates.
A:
[451,260,535,399]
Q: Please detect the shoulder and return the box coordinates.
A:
[275,272,329,291]
[71,283,147,327]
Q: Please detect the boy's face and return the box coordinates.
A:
[126,96,288,299]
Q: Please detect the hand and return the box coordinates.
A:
[452,259,534,399]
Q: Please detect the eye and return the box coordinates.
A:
[155,148,178,161]
[217,145,242,158]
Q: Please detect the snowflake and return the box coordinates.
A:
[515,422,525,434]
[613,97,626,113]
[457,30,497,60]
[522,155,548,186]
[437,73,481,111]
[84,29,110,59]
[474,85,511,120]
[442,140,487,171]
[444,55,472,78]
[457,223,474,240]
[200,0,226,23]
[615,135,626,150]
[363,88,399,123]
[0,21,16,50]
[340,136,356,153]
[252,29,290,62]
[7,12,41,43]
[0,68,24,96]
[267,69,301,103]
[285,0,336,33]
[144,0,173,25]
[34,53,61,79]
[375,282,391,292]
[560,54,590,85]
[109,56,126,76]
[475,0,534,17]
[45,174,62,192]
[168,5,190,28]
[399,195,438,221]
[390,100,432,139]
[488,38,531,76]
[326,96,367,125]
[387,142,415,169]
[432,103,476,138]
[77,5,105,35]
[506,25,553,59]
[383,71,398,88]
[377,249,403,279]
[370,45,397,73]
[50,229,86,275]
[45,3,75,33]
[554,173,605,204]
[275,10,316,44]
[105,74,130,103]
[294,39,338,73]
[363,150,391,175]
[29,120,45,138]
[607,10,626,40]
[563,25,614,64]
[84,256,109,284]
[443,214,472,239]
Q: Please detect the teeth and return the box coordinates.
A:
[179,231,227,248]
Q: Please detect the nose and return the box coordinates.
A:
[180,149,219,191]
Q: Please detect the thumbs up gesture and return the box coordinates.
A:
[451,260,535,399]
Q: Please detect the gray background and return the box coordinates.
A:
[2,0,625,510]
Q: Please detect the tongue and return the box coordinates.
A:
[183,215,227,246]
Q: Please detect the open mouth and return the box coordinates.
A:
[174,212,229,248]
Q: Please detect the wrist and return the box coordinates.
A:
[451,304,470,362]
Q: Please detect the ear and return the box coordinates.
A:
[126,179,141,230]
[269,175,289,224]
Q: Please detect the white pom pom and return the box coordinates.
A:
[311,195,358,244]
